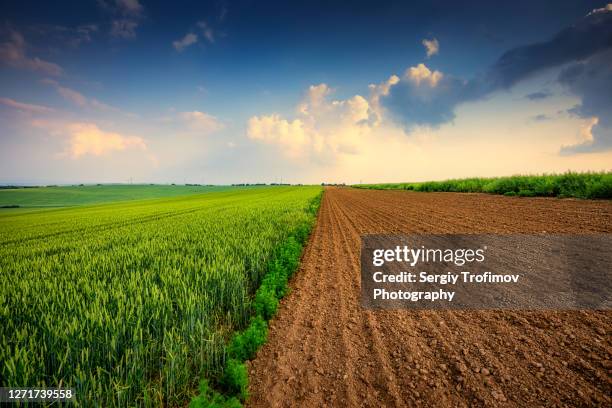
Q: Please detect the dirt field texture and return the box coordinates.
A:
[247,187,612,407]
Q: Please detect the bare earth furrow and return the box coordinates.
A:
[248,188,612,407]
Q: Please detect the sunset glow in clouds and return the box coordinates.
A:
[1,1,611,184]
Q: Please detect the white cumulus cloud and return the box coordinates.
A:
[29,121,147,158]
[247,115,312,157]
[422,38,439,58]
[368,74,400,124]
[405,63,443,87]
[64,122,146,158]
[247,84,379,160]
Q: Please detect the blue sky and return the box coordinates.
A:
[1,1,611,184]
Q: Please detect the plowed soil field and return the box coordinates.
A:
[247,187,612,407]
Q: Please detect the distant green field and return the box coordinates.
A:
[0,184,235,208]
[355,171,612,199]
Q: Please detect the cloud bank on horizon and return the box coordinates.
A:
[248,3,612,159]
[0,1,611,184]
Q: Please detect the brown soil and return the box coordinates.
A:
[247,187,612,407]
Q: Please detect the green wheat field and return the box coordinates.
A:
[0,186,321,406]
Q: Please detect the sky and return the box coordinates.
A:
[0,0,611,185]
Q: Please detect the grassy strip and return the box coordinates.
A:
[189,192,322,407]
[354,171,612,199]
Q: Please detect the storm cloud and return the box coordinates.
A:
[484,5,612,90]
[382,4,612,152]
[558,50,612,153]
[383,71,481,129]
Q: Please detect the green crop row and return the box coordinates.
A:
[355,171,612,199]
[190,191,322,407]
[0,186,321,406]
